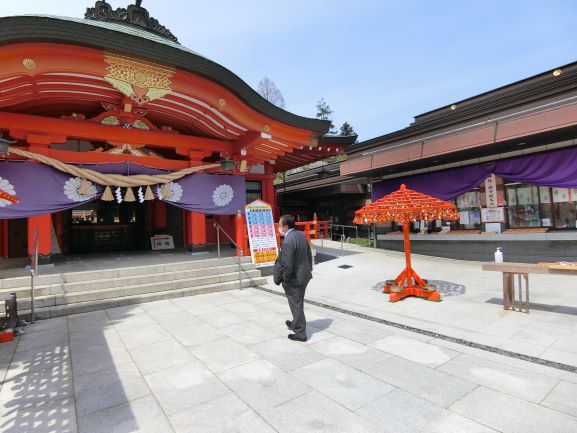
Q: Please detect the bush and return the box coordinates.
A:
[347,238,371,247]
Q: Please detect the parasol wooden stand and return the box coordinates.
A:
[354,184,459,303]
[384,221,440,302]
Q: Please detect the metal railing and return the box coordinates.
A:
[29,229,39,323]
[213,222,244,289]
[329,223,358,242]
[328,224,358,255]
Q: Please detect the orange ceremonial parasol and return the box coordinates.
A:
[354,184,459,302]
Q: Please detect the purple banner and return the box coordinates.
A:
[373,146,577,201]
[0,162,245,219]
[373,164,493,201]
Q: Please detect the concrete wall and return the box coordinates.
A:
[377,238,577,263]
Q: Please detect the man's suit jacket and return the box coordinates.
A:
[274,229,313,288]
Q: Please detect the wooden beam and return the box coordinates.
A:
[232,131,261,154]
[0,111,228,152]
[16,147,190,170]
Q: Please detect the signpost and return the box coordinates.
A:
[245,199,278,267]
[150,235,174,250]
[485,174,498,208]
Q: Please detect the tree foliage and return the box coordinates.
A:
[339,121,356,137]
[257,76,286,109]
[315,98,337,134]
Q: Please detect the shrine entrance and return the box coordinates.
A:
[62,201,184,254]
[65,201,149,254]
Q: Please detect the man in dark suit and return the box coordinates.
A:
[274,214,313,342]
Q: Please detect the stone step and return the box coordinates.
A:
[58,263,255,294]
[16,277,267,320]
[1,269,262,313]
[0,263,256,298]
[0,256,253,290]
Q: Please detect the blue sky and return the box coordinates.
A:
[2,0,577,140]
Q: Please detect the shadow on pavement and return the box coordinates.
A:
[485,298,577,315]
[371,279,466,297]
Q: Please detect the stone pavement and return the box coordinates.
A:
[1,278,577,432]
[283,239,577,368]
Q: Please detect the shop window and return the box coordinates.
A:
[552,187,577,229]
[503,183,577,229]
[454,190,482,230]
[506,184,540,228]
[539,186,553,227]
[246,180,262,204]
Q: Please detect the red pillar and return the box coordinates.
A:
[263,163,277,219]
[152,200,167,233]
[313,212,319,239]
[0,220,7,257]
[53,212,64,253]
[185,211,206,252]
[28,214,52,263]
[235,210,249,256]
[304,222,311,242]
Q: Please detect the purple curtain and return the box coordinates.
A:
[373,164,493,201]
[0,162,246,219]
[373,146,577,201]
[493,147,577,188]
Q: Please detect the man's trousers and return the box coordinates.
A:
[284,284,307,339]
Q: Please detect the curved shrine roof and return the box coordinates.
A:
[0,14,330,136]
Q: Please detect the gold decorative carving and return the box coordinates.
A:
[106,143,149,157]
[101,115,120,126]
[132,120,150,130]
[263,124,271,133]
[104,53,175,105]
[22,58,36,70]
[218,98,226,108]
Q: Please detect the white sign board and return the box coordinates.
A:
[245,200,278,267]
[485,174,498,208]
[150,235,174,250]
[481,207,505,223]
[485,223,502,234]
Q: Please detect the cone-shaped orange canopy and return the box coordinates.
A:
[354,184,459,224]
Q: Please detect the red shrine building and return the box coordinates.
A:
[0,1,346,262]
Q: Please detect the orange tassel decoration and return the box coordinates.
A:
[0,190,19,204]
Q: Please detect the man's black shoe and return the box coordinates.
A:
[288,334,307,342]
[285,320,293,330]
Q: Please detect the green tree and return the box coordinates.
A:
[339,121,356,136]
[316,98,337,134]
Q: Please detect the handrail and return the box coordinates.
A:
[29,229,39,323]
[213,221,240,250]
[213,221,244,290]
[329,223,359,245]
[330,224,357,230]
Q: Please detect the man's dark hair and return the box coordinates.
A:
[281,214,296,229]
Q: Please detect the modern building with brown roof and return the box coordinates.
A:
[280,62,577,262]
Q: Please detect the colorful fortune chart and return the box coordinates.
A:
[245,199,278,267]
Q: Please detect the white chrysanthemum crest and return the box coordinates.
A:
[155,182,183,202]
[64,177,97,202]
[212,184,234,207]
